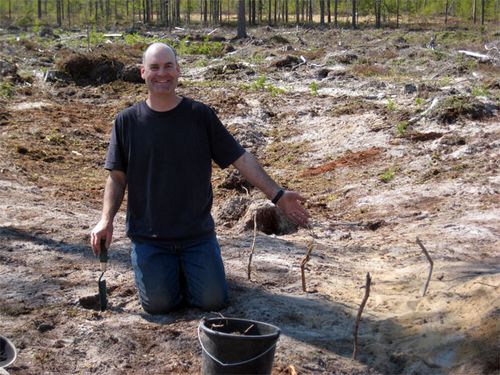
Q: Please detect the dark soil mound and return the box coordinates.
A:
[436,96,497,123]
[58,53,125,85]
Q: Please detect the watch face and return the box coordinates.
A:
[0,335,17,368]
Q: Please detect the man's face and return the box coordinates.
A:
[141,47,180,97]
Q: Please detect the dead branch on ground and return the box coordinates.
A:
[473,281,499,288]
[416,237,434,297]
[408,96,440,124]
[457,50,491,63]
[352,272,372,360]
[247,211,257,280]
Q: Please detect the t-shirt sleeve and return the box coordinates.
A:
[104,118,127,172]
[206,107,245,169]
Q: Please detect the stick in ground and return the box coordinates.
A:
[352,272,371,360]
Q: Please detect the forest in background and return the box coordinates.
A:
[0,0,498,32]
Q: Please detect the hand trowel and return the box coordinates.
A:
[98,238,108,311]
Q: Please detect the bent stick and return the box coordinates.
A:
[247,211,257,280]
[352,272,372,360]
[300,241,314,292]
[416,237,434,297]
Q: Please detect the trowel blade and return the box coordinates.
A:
[98,273,107,311]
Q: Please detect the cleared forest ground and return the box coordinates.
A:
[0,26,499,374]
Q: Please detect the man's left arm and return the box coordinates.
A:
[232,151,310,226]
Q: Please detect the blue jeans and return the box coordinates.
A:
[131,236,228,314]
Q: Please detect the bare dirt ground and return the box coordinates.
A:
[0,25,499,374]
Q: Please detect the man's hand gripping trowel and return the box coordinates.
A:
[98,239,108,311]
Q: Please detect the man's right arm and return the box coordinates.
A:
[90,170,127,255]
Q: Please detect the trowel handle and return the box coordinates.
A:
[99,238,108,264]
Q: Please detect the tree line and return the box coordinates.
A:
[0,0,497,31]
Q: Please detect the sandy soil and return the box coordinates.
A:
[0,26,499,374]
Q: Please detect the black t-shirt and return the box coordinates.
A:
[105,97,245,246]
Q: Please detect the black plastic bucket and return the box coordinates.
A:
[198,317,280,375]
[0,335,17,368]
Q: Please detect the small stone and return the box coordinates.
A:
[404,84,417,94]
[37,323,55,333]
[317,68,330,79]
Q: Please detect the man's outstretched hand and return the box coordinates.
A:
[276,190,310,227]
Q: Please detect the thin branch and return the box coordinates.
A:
[408,96,440,124]
[416,237,434,297]
[247,211,257,280]
[352,272,372,360]
[473,281,499,288]
[242,186,250,196]
[300,240,314,292]
[243,324,254,334]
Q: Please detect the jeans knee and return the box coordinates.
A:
[197,290,228,311]
[141,298,180,315]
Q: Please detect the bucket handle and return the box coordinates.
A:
[197,324,277,367]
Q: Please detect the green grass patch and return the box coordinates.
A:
[396,121,408,136]
[309,81,318,96]
[176,37,225,58]
[242,76,286,96]
[379,168,396,183]
[124,33,157,46]
[472,86,489,97]
[386,99,396,111]
[415,97,425,106]
[0,82,15,98]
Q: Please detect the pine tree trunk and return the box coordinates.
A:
[320,0,325,25]
[38,0,42,19]
[132,0,135,25]
[327,0,331,23]
[95,0,99,25]
[296,0,299,23]
[334,0,338,26]
[178,0,181,25]
[253,0,257,24]
[375,0,381,28]
[67,0,71,27]
[106,0,111,26]
[268,0,272,25]
[56,0,61,26]
[481,0,485,24]
[396,0,399,27]
[444,0,449,24]
[237,0,247,38]
[203,0,208,24]
[352,0,356,28]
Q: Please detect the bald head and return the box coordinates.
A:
[142,43,177,65]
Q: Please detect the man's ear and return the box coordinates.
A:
[140,64,146,79]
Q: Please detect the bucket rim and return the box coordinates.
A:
[0,335,17,368]
[199,317,281,339]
